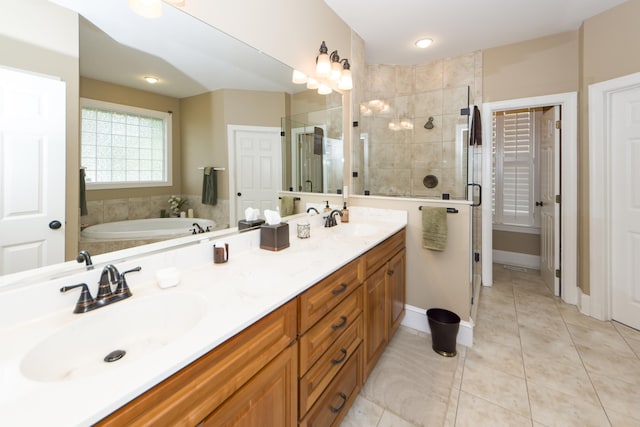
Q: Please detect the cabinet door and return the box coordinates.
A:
[363,266,387,380]
[201,344,297,427]
[387,249,406,339]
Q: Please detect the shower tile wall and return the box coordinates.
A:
[355,51,483,199]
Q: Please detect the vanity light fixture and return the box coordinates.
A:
[291,41,353,94]
[144,76,159,84]
[415,38,433,48]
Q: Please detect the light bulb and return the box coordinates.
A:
[292,70,307,84]
[415,38,433,49]
[317,83,333,95]
[128,0,163,18]
[315,41,331,78]
[306,77,319,90]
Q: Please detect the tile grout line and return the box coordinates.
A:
[510,276,535,427]
[557,297,613,426]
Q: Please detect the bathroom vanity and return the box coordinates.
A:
[0,208,406,426]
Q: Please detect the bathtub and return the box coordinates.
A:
[81,218,217,240]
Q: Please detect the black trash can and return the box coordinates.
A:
[426,308,460,357]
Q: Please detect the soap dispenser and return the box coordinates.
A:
[323,200,331,213]
[341,202,350,223]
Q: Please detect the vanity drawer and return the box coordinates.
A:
[362,229,405,278]
[299,286,362,375]
[299,257,362,333]
[299,346,361,427]
[299,315,362,416]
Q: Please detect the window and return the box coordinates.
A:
[80,98,171,189]
[492,109,539,228]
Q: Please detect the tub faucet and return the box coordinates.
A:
[192,222,205,233]
[324,209,343,227]
[306,207,319,214]
[76,250,93,270]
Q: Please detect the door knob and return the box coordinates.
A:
[535,201,544,207]
[237,192,242,197]
[49,220,62,229]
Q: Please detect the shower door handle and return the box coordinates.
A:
[467,183,481,207]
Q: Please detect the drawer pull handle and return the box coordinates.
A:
[331,315,348,330]
[331,348,348,365]
[387,269,395,276]
[330,392,348,413]
[332,283,348,295]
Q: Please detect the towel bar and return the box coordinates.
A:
[197,166,225,171]
[418,206,458,214]
[279,197,301,201]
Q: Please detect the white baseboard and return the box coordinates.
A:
[401,304,474,347]
[493,250,540,270]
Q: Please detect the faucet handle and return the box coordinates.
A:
[114,266,142,300]
[60,283,96,314]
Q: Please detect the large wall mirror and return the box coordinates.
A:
[1,0,345,284]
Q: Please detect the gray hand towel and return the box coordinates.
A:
[279,196,294,216]
[202,167,217,206]
[422,207,448,251]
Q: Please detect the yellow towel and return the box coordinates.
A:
[279,196,295,217]
[422,207,448,251]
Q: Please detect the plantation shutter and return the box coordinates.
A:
[493,110,536,227]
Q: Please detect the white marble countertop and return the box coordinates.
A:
[0,207,407,427]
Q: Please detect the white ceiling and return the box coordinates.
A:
[323,0,627,65]
[51,0,299,98]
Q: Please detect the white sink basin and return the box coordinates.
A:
[20,292,205,382]
[331,223,379,238]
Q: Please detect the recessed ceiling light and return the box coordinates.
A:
[415,38,433,49]
[144,76,159,84]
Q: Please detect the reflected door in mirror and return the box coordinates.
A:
[232,126,282,221]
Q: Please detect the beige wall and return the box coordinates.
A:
[493,231,540,256]
[0,0,79,263]
[80,77,182,200]
[483,31,579,102]
[181,89,287,200]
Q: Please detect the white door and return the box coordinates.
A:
[0,66,66,275]
[229,126,281,224]
[611,85,640,330]
[539,106,561,295]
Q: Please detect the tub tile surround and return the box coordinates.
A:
[81,195,229,255]
[0,207,407,426]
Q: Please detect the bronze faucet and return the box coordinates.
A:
[324,210,343,227]
[60,265,141,314]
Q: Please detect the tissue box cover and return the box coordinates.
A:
[260,223,290,251]
[238,218,265,231]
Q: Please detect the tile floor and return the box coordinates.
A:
[341,264,640,427]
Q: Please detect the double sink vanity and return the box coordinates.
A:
[0,207,407,426]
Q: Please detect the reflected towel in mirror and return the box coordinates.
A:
[202,167,217,206]
[279,196,294,216]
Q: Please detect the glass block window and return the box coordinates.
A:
[81,98,171,189]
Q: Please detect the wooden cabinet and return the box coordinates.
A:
[363,266,387,379]
[362,231,406,381]
[200,344,297,427]
[388,248,406,339]
[97,227,405,427]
